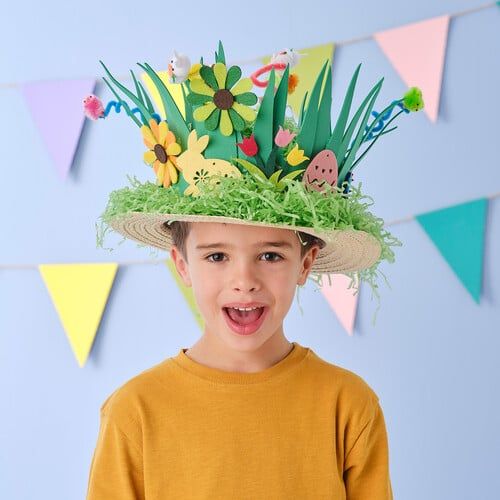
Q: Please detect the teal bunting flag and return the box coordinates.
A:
[416,198,488,303]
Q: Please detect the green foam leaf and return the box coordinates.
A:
[226,66,242,89]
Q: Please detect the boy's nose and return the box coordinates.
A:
[231,265,261,292]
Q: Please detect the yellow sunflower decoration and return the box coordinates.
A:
[141,119,182,188]
[187,62,258,136]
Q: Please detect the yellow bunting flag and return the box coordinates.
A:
[38,263,118,367]
[262,42,335,117]
[164,258,205,331]
[141,71,186,119]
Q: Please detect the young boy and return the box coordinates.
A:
[86,40,421,499]
[86,220,393,499]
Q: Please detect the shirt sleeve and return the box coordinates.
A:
[343,398,393,500]
[86,408,145,500]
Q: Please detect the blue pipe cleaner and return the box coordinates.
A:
[364,100,409,142]
[103,100,161,124]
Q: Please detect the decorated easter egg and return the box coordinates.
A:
[302,149,338,193]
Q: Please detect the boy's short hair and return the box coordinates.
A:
[168,221,324,262]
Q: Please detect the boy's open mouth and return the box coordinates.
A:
[222,306,265,326]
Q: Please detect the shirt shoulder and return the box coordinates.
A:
[98,357,174,437]
[304,349,381,425]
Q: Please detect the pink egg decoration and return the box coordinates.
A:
[83,94,105,120]
[302,149,338,193]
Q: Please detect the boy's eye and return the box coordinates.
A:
[205,252,283,263]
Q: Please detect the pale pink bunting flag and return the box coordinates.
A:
[21,78,96,179]
[374,15,450,122]
[320,274,360,335]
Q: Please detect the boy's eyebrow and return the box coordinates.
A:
[195,241,294,250]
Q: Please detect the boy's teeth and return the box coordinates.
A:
[225,306,264,325]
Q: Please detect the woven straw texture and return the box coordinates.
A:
[108,212,382,275]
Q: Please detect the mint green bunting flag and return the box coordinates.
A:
[165,259,205,331]
[415,198,488,303]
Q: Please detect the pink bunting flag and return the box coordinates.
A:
[20,78,96,179]
[320,274,360,335]
[374,15,450,122]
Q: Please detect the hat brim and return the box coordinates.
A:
[107,212,382,275]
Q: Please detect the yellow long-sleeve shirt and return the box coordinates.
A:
[86,341,393,499]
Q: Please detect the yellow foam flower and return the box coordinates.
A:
[188,62,257,136]
[141,118,182,188]
[286,144,309,166]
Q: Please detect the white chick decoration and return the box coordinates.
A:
[269,49,304,69]
[167,51,193,84]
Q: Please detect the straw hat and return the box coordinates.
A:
[108,213,382,275]
[85,41,423,292]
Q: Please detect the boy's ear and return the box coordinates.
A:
[298,245,320,286]
[170,246,192,287]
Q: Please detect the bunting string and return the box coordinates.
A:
[2,190,499,271]
[0,1,496,89]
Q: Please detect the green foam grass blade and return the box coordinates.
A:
[326,63,361,156]
[130,69,156,125]
[100,76,142,127]
[100,60,154,126]
[272,64,290,137]
[181,81,193,127]
[313,60,332,154]
[338,79,383,182]
[253,67,276,169]
[336,77,383,169]
[137,62,190,149]
[298,91,308,127]
[361,100,400,143]
[216,40,226,64]
[296,59,329,158]
[350,111,402,170]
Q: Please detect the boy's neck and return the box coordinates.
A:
[184,331,293,374]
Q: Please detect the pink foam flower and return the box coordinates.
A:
[274,125,296,148]
[83,94,105,120]
[237,134,259,157]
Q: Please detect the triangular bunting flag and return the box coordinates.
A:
[415,198,488,303]
[141,71,186,120]
[320,274,360,335]
[374,15,450,122]
[165,258,205,330]
[38,263,118,367]
[20,78,96,179]
[261,42,335,117]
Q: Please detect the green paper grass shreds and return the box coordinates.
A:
[96,172,401,319]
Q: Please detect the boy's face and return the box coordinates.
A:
[170,222,320,352]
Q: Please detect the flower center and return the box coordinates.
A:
[194,168,209,183]
[213,89,234,110]
[154,144,167,163]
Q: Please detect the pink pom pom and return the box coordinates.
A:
[83,94,105,120]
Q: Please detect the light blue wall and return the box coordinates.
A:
[1,1,499,499]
